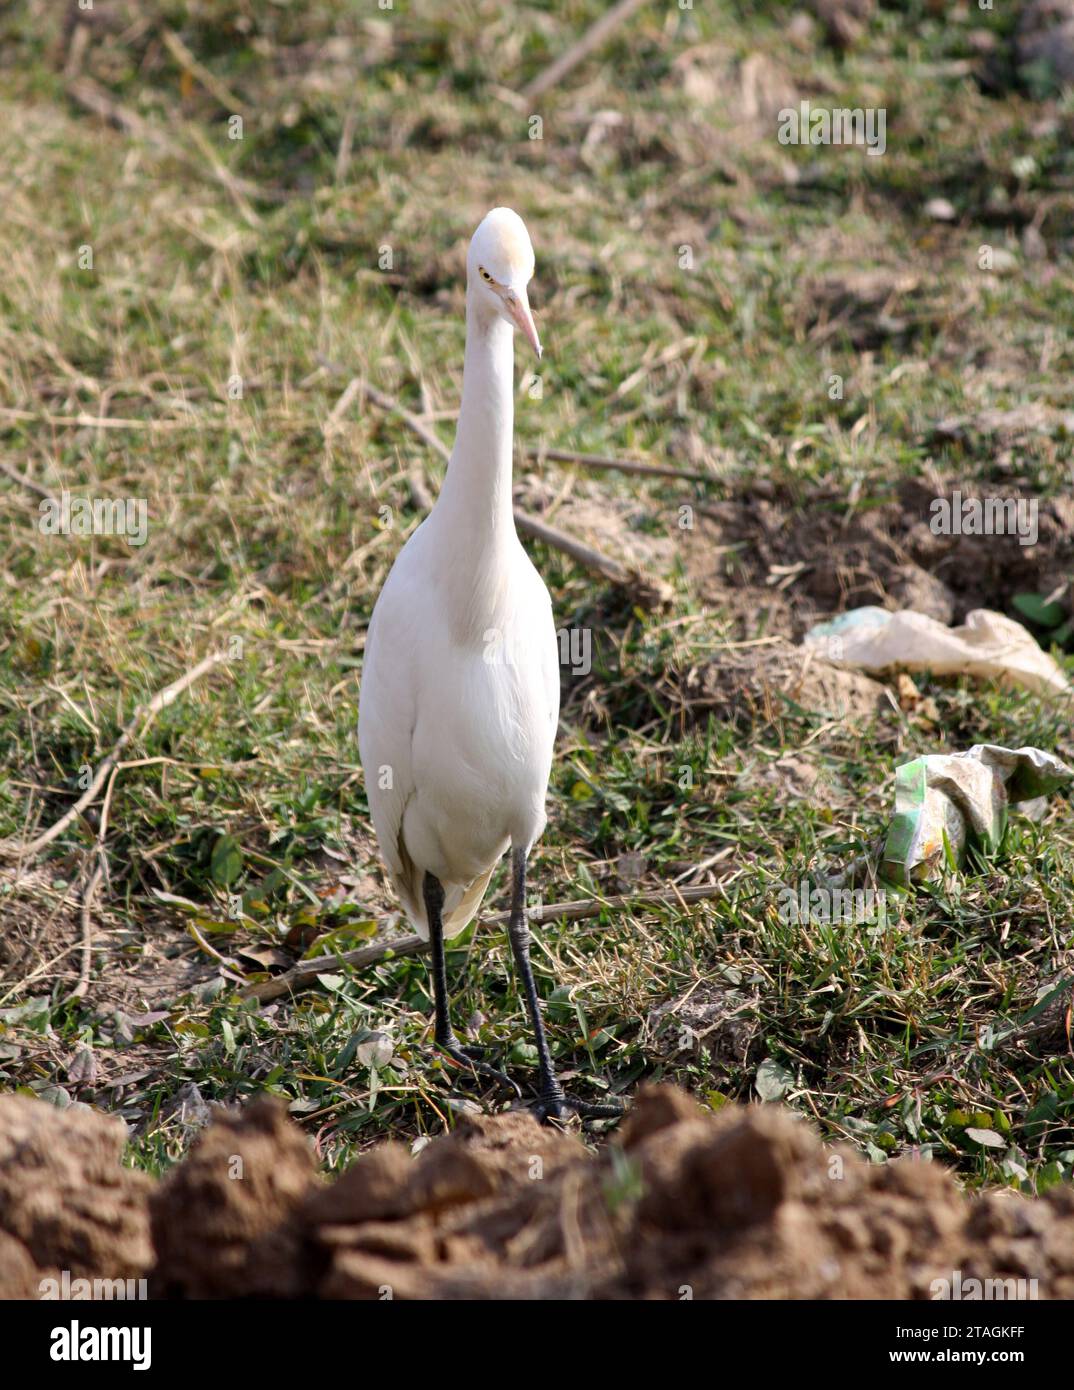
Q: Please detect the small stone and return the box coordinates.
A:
[1022,225,1047,261]
[787,12,816,46]
[988,248,1019,274]
[924,197,956,221]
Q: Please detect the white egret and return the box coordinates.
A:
[358,208,620,1120]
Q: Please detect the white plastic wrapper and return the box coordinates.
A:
[804,607,1068,695]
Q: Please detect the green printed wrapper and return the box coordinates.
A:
[880,744,1072,888]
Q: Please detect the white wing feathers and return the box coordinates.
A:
[359,526,558,941]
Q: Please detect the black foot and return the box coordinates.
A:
[525,1084,626,1124]
[434,1035,522,1100]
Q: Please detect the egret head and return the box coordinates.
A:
[467,207,542,358]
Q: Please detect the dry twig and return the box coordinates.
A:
[524,446,716,486]
[161,28,249,117]
[342,378,668,603]
[521,0,652,103]
[0,652,228,864]
[240,883,729,1004]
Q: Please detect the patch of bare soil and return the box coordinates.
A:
[643,983,762,1069]
[681,637,889,726]
[0,869,80,987]
[514,473,679,576]
[685,478,1074,641]
[0,818,401,1061]
[3,1085,1073,1300]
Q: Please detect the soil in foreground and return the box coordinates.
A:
[1,1086,1071,1300]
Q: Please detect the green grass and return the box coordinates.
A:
[0,0,1072,1192]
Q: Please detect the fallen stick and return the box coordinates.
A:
[0,407,232,431]
[521,0,652,104]
[0,651,227,864]
[64,860,104,1005]
[524,446,716,486]
[350,380,452,462]
[407,468,434,512]
[60,761,123,1005]
[66,76,284,208]
[513,510,632,587]
[161,27,249,117]
[240,882,729,1004]
[66,76,156,140]
[349,378,667,602]
[0,459,51,498]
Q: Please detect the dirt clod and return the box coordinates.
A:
[3,1086,1074,1299]
[0,1094,152,1289]
[149,1097,320,1298]
[686,477,1073,646]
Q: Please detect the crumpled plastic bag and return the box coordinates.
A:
[803,606,1068,695]
[880,744,1073,887]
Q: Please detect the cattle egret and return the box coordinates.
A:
[358,208,621,1120]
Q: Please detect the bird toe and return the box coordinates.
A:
[527,1086,626,1125]
[434,1037,523,1099]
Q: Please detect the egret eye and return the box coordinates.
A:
[479,267,493,283]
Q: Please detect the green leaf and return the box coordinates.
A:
[302,920,378,959]
[965,1127,1005,1149]
[193,915,239,934]
[755,1057,795,1101]
[1025,1091,1058,1140]
[1037,1160,1067,1192]
[210,834,243,887]
[1012,593,1065,628]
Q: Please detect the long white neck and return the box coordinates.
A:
[434,289,516,545]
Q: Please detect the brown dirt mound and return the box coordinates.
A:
[682,638,889,726]
[686,478,1074,642]
[2,1086,1073,1300]
[0,1094,152,1299]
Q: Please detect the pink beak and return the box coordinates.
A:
[505,287,542,359]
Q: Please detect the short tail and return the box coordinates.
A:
[398,863,497,941]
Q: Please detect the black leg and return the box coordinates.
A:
[423,871,520,1098]
[507,848,624,1123]
[423,872,452,1047]
[507,849,560,1101]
